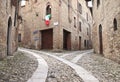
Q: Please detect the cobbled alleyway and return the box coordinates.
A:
[18,48,120,82]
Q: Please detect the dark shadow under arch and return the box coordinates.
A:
[7,17,12,55]
[99,24,103,54]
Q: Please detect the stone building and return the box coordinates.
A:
[19,0,92,50]
[0,0,20,59]
[92,0,120,63]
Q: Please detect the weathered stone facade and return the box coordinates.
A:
[0,0,20,59]
[19,0,92,50]
[92,0,120,63]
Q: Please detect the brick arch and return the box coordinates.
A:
[7,17,12,55]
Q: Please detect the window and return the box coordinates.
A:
[78,3,82,14]
[97,0,100,7]
[46,5,51,19]
[79,22,81,31]
[46,5,51,15]
[18,34,21,42]
[74,17,76,27]
[45,3,51,26]
[84,40,87,48]
[113,18,117,31]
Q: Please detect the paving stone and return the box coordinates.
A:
[0,51,38,82]
[36,52,84,82]
[77,53,120,82]
[19,48,48,82]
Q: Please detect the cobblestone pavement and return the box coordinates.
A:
[35,52,84,82]
[46,50,91,61]
[2,48,119,82]
[77,53,120,82]
[0,51,38,82]
[43,50,75,57]
[61,51,84,61]
[35,49,120,82]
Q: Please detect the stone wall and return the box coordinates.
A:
[0,0,20,59]
[92,0,120,63]
[19,0,92,50]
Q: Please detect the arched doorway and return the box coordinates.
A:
[99,24,103,54]
[7,17,12,55]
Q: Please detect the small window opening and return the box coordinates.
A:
[46,5,51,15]
[74,17,76,27]
[18,33,21,42]
[97,0,100,7]
[79,22,81,31]
[84,40,87,48]
[46,5,51,19]
[113,18,117,31]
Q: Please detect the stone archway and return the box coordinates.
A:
[7,17,12,55]
[99,24,103,54]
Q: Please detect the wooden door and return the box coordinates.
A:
[41,29,53,49]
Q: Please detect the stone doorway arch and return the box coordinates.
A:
[99,24,103,54]
[7,17,12,55]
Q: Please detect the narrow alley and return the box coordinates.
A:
[0,0,120,82]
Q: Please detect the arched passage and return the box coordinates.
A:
[7,17,12,55]
[99,24,103,54]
